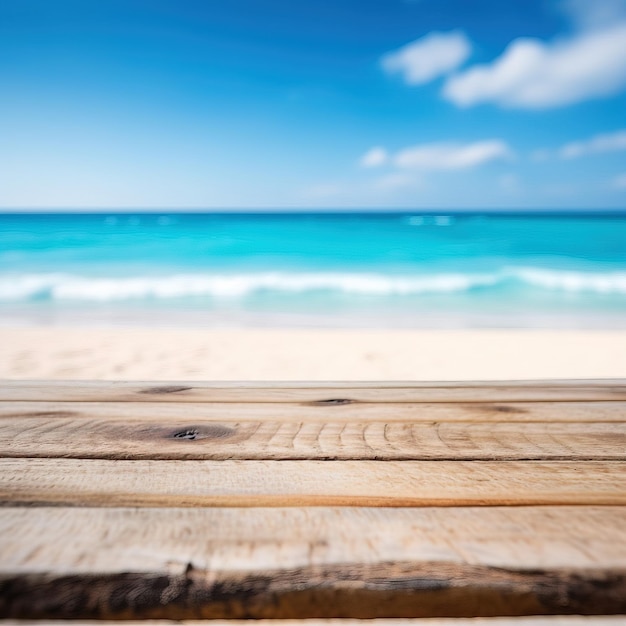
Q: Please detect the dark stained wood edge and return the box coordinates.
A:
[1,563,625,619]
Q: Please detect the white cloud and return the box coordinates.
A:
[614,172,626,189]
[381,30,471,85]
[559,129,626,158]
[443,22,626,108]
[360,146,388,168]
[394,139,512,171]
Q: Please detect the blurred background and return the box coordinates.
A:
[0,0,625,379]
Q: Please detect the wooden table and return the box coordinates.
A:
[0,380,625,623]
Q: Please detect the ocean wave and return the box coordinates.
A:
[508,267,626,294]
[0,268,625,302]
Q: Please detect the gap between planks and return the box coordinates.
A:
[1,458,625,507]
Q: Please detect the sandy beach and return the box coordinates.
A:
[1,326,625,381]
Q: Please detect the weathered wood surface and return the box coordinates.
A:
[1,417,624,460]
[3,400,626,422]
[1,379,626,403]
[1,380,625,620]
[1,507,625,618]
[1,458,624,507]
[4,507,625,573]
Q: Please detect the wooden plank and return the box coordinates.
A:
[1,380,625,403]
[5,506,622,573]
[1,459,624,506]
[1,418,624,460]
[1,400,625,423]
[1,507,625,618]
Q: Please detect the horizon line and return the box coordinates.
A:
[1,207,625,215]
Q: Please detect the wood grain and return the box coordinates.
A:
[4,506,624,573]
[2,400,625,423]
[1,506,625,618]
[1,459,624,506]
[2,381,625,620]
[1,418,624,460]
[1,380,625,403]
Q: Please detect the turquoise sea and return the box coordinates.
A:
[1,212,625,328]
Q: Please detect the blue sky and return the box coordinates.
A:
[1,0,626,209]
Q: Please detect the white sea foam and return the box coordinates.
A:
[507,267,626,294]
[0,268,625,302]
